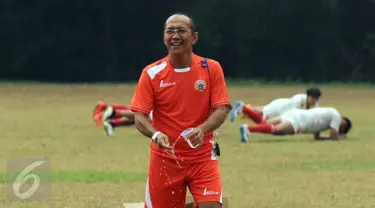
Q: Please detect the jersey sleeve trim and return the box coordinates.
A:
[212,100,230,108]
[146,61,167,80]
[130,105,152,115]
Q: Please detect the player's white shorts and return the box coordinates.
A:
[280,109,308,133]
[262,98,293,120]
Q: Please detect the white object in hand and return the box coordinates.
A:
[181,128,199,149]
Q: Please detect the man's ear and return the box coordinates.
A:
[192,32,199,45]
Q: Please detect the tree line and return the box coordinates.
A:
[1,0,375,83]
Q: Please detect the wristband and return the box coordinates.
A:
[151,131,161,144]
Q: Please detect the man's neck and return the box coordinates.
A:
[169,53,193,68]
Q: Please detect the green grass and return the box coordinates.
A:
[272,158,375,171]
[0,84,374,208]
[0,171,147,183]
[1,156,373,185]
[1,79,374,88]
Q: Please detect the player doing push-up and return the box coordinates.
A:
[231,88,322,124]
[239,107,352,142]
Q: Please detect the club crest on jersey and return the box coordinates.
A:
[194,80,206,91]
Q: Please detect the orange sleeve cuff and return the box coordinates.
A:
[212,100,230,109]
[130,105,152,115]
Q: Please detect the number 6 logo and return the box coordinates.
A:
[12,160,46,200]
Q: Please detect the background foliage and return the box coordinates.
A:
[2,0,375,82]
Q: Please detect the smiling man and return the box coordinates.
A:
[130,13,230,208]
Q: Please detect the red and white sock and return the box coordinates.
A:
[242,106,264,123]
[248,124,276,134]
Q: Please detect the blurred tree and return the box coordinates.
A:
[0,0,374,82]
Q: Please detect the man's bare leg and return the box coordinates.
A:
[93,101,131,127]
[102,117,136,137]
[272,120,295,135]
[102,107,135,123]
[108,117,135,126]
[240,118,294,142]
[101,107,136,137]
[115,109,135,120]
[264,116,281,125]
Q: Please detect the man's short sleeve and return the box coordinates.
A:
[210,61,229,108]
[290,94,306,109]
[130,69,153,115]
[329,109,341,132]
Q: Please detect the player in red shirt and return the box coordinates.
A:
[92,101,145,136]
[130,13,230,208]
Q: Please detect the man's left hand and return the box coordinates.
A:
[185,127,205,148]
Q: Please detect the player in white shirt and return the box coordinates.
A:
[239,107,352,142]
[230,88,322,123]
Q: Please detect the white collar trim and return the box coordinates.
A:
[174,67,190,72]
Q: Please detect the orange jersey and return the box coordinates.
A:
[130,53,229,163]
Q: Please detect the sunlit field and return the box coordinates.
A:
[1,83,374,208]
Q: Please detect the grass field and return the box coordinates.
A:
[0,83,375,208]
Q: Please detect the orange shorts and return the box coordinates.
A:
[144,152,222,208]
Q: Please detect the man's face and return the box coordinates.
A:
[307,96,319,106]
[338,118,347,134]
[163,16,198,56]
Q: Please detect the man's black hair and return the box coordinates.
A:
[306,88,322,98]
[342,116,352,134]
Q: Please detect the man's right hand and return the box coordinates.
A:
[155,133,174,154]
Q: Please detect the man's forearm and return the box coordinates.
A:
[134,112,156,138]
[315,129,341,141]
[198,106,229,134]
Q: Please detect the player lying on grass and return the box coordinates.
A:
[92,101,152,136]
[230,87,322,124]
[239,107,352,142]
